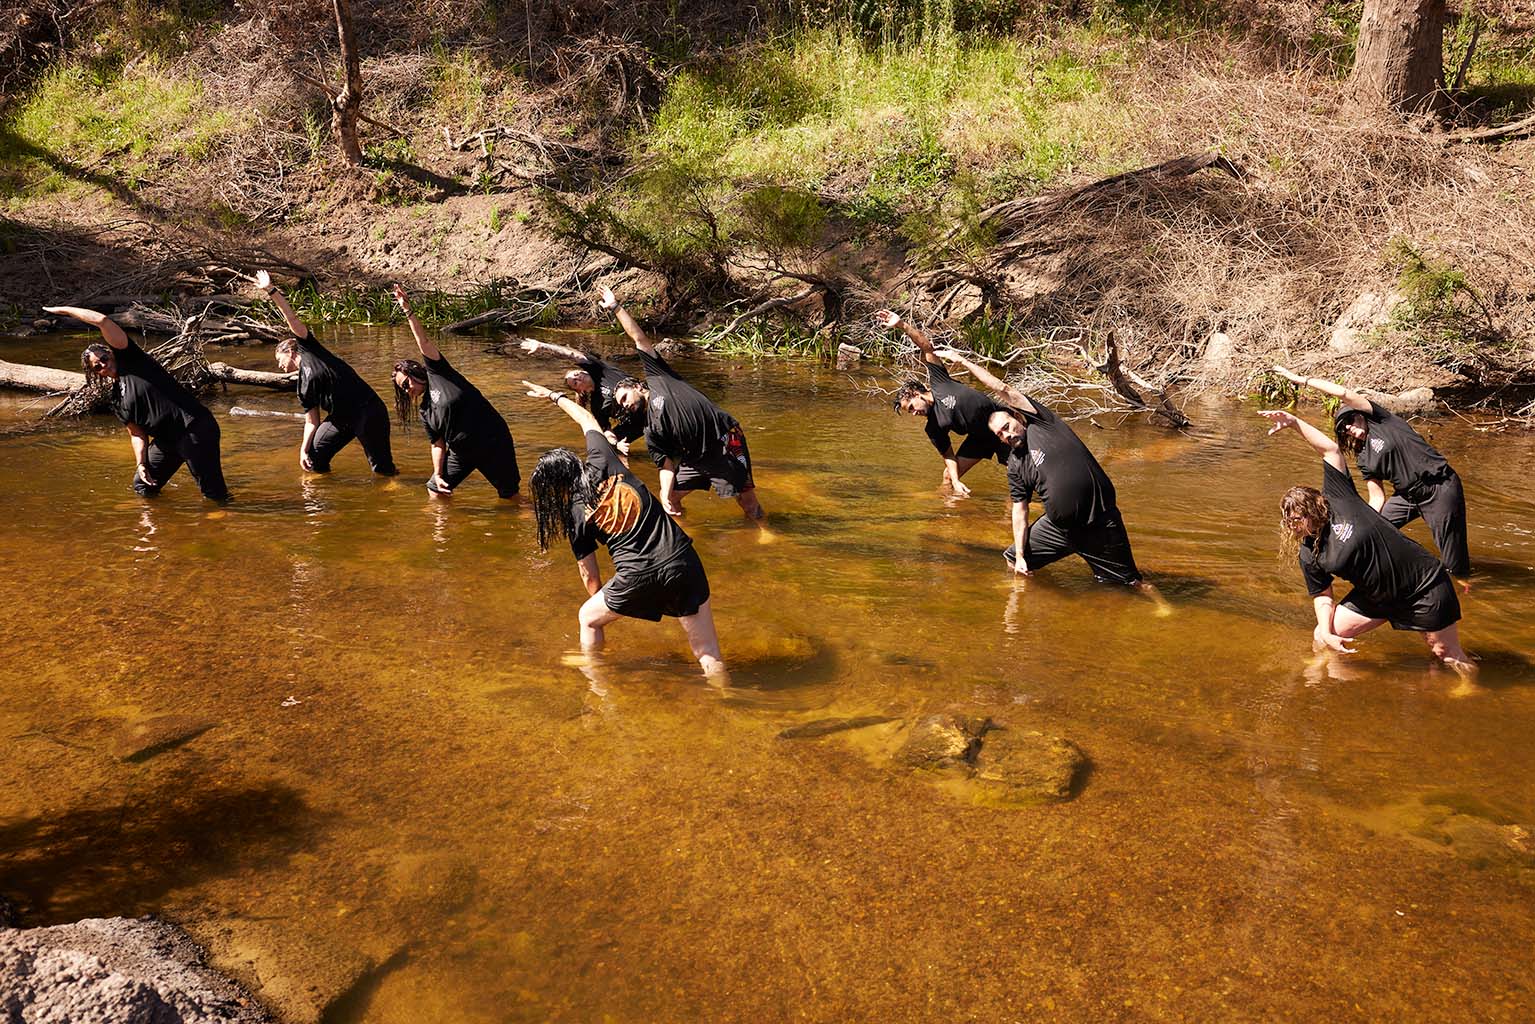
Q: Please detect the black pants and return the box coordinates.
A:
[309,401,397,475]
[1380,472,1470,578]
[135,415,230,502]
[440,430,520,497]
[1001,509,1142,586]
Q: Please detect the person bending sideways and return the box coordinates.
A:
[48,305,230,502]
[258,271,397,476]
[1273,365,1470,591]
[517,338,644,452]
[876,310,1013,496]
[390,284,520,498]
[523,378,725,679]
[1260,408,1475,679]
[936,348,1165,606]
[599,287,765,521]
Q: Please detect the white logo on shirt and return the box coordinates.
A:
[652,396,666,413]
[1030,448,1045,466]
[1369,438,1385,454]
[940,395,956,409]
[1330,521,1354,542]
[430,389,443,404]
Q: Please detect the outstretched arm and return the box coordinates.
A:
[43,306,129,349]
[935,347,1038,414]
[599,287,656,357]
[255,270,311,339]
[1259,410,1347,473]
[877,310,940,366]
[392,285,441,361]
[1272,365,1371,413]
[1011,500,1031,575]
[519,338,588,362]
[524,379,602,434]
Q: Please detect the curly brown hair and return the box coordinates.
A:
[1279,485,1330,560]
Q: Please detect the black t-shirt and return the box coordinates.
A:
[577,354,643,442]
[1006,400,1117,528]
[1350,400,1451,495]
[570,430,695,572]
[111,339,210,438]
[1300,463,1448,602]
[419,354,509,448]
[638,350,739,468]
[924,361,1008,456]
[295,333,379,422]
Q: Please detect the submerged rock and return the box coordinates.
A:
[113,716,217,763]
[972,728,1088,804]
[777,715,898,740]
[0,916,272,1023]
[210,918,398,1024]
[892,715,989,771]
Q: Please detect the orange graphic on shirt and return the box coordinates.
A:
[588,476,643,536]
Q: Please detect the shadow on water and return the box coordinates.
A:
[0,775,314,925]
[1469,647,1535,690]
[718,636,844,711]
[1471,557,1535,586]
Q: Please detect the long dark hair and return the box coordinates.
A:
[393,359,427,425]
[1334,410,1367,454]
[80,342,111,381]
[530,448,604,551]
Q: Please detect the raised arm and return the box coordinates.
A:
[392,284,441,361]
[935,347,1038,414]
[599,287,656,357]
[1259,409,1346,472]
[43,306,129,349]
[1272,365,1371,413]
[255,270,311,339]
[524,379,602,434]
[877,310,939,366]
[519,338,589,362]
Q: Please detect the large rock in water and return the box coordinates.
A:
[892,715,988,771]
[971,728,1088,804]
[0,916,272,1023]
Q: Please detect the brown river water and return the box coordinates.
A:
[2,326,1534,1022]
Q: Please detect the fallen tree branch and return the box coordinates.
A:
[1449,111,1535,144]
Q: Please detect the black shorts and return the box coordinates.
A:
[956,429,1009,464]
[673,426,754,498]
[603,548,711,621]
[1001,509,1143,586]
[441,429,520,498]
[1341,573,1461,632]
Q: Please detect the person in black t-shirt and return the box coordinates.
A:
[522,377,725,678]
[516,338,644,450]
[876,310,1010,496]
[47,304,230,502]
[1259,408,1475,680]
[598,288,765,521]
[257,271,397,476]
[937,348,1167,608]
[389,285,520,499]
[1273,365,1470,590]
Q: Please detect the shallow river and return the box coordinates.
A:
[2,326,1534,1022]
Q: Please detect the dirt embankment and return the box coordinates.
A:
[3,3,1534,413]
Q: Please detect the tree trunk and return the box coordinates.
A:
[0,360,80,394]
[332,0,365,164]
[1350,0,1447,114]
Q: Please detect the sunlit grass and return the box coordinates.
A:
[0,60,242,197]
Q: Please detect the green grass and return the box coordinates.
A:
[0,60,241,198]
[643,27,1123,216]
[277,281,544,328]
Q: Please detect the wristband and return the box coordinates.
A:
[549,392,565,404]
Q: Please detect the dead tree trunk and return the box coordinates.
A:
[332,0,365,164]
[1350,0,1447,114]
[0,360,80,394]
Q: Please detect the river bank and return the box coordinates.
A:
[3,5,1534,413]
